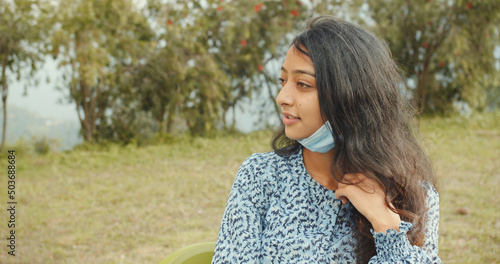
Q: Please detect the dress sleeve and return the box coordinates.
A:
[212,154,267,264]
[368,184,442,264]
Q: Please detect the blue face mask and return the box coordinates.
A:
[297,121,335,153]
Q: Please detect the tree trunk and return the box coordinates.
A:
[416,69,428,115]
[266,81,281,120]
[416,50,434,115]
[78,79,96,142]
[231,102,236,132]
[1,62,8,153]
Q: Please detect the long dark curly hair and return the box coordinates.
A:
[272,16,436,264]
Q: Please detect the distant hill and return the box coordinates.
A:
[1,104,82,151]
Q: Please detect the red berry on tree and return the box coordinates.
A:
[439,61,445,67]
[466,2,472,9]
[217,6,222,11]
[168,20,173,25]
[254,3,264,12]
[258,64,263,71]
[241,39,247,46]
[423,42,429,48]
[290,9,299,17]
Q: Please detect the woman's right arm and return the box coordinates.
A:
[212,154,266,264]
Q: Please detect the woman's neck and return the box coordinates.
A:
[302,147,339,190]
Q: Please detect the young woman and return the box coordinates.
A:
[212,16,441,264]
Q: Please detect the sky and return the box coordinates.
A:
[9,57,79,122]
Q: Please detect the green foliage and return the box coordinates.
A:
[5,136,32,155]
[3,0,499,146]
[71,140,113,152]
[362,0,500,114]
[0,0,52,151]
[33,136,59,155]
[135,0,313,136]
[48,0,316,141]
[0,0,49,79]
[51,0,155,143]
[0,135,59,156]
[33,137,50,155]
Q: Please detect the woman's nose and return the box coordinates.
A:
[276,83,293,107]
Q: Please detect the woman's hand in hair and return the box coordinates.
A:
[335,173,401,233]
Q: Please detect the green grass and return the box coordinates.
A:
[0,113,498,263]
[420,113,500,263]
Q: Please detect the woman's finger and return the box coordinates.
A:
[335,188,349,204]
[335,182,351,204]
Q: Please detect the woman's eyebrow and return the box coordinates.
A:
[281,66,316,77]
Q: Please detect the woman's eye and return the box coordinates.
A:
[278,78,286,86]
[297,82,311,89]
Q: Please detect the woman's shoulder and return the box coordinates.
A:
[241,149,299,168]
[237,149,301,182]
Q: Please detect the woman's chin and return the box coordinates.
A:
[284,130,304,141]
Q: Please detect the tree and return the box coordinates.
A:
[363,0,500,114]
[128,2,214,136]
[51,0,154,142]
[140,0,312,136]
[0,0,51,152]
[196,0,310,131]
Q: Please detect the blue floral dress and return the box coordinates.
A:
[212,149,442,263]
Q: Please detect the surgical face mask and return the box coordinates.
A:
[297,121,335,153]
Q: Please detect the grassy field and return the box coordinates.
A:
[0,113,499,263]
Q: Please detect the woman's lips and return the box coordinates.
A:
[282,113,301,125]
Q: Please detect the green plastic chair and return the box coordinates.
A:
[158,242,216,264]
